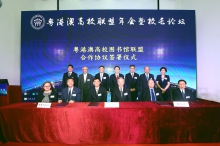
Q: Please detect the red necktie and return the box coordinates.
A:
[116,75,119,80]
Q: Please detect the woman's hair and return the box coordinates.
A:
[160,67,167,72]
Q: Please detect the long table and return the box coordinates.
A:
[0,101,220,144]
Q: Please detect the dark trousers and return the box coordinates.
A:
[161,89,171,101]
[82,89,89,102]
[131,90,138,101]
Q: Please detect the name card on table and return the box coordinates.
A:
[104,102,119,108]
[37,102,51,108]
[173,101,189,107]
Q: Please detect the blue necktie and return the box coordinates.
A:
[181,90,185,98]
[151,89,156,102]
[146,75,148,81]
[100,74,102,82]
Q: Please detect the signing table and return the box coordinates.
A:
[0,101,220,144]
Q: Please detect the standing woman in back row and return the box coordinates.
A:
[156,67,170,101]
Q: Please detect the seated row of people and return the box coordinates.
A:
[36,77,196,103]
[62,64,172,102]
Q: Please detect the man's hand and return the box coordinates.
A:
[58,100,62,103]
[69,100,75,103]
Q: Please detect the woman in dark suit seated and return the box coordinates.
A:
[36,81,58,102]
[156,67,171,101]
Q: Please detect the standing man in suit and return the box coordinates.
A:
[95,66,109,92]
[78,66,93,102]
[58,78,81,103]
[141,79,162,101]
[62,64,78,88]
[111,77,131,102]
[88,78,107,102]
[139,66,155,92]
[109,66,124,92]
[172,79,196,101]
[125,65,139,101]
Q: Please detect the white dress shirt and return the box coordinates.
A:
[83,74,87,82]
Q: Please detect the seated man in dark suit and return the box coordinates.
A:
[58,78,81,103]
[172,79,196,101]
[125,65,139,101]
[141,79,163,101]
[110,66,124,92]
[111,77,131,102]
[88,78,107,102]
[62,64,78,88]
[139,66,155,92]
[95,66,109,92]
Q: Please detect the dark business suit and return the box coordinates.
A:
[125,72,139,101]
[95,73,109,91]
[62,72,78,88]
[156,75,170,101]
[139,73,155,91]
[88,87,107,102]
[172,88,196,101]
[141,87,163,101]
[111,87,131,102]
[60,87,81,102]
[36,89,58,102]
[109,73,124,92]
[78,73,93,102]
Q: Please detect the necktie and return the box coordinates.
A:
[181,90,185,98]
[68,73,71,77]
[131,73,134,78]
[151,89,156,102]
[96,89,98,95]
[68,89,71,102]
[116,75,119,80]
[100,74,102,82]
[146,75,148,81]
[120,88,123,97]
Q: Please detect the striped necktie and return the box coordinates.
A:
[120,88,123,97]
[151,89,156,102]
[181,90,185,98]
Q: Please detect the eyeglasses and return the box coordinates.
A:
[43,85,51,88]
